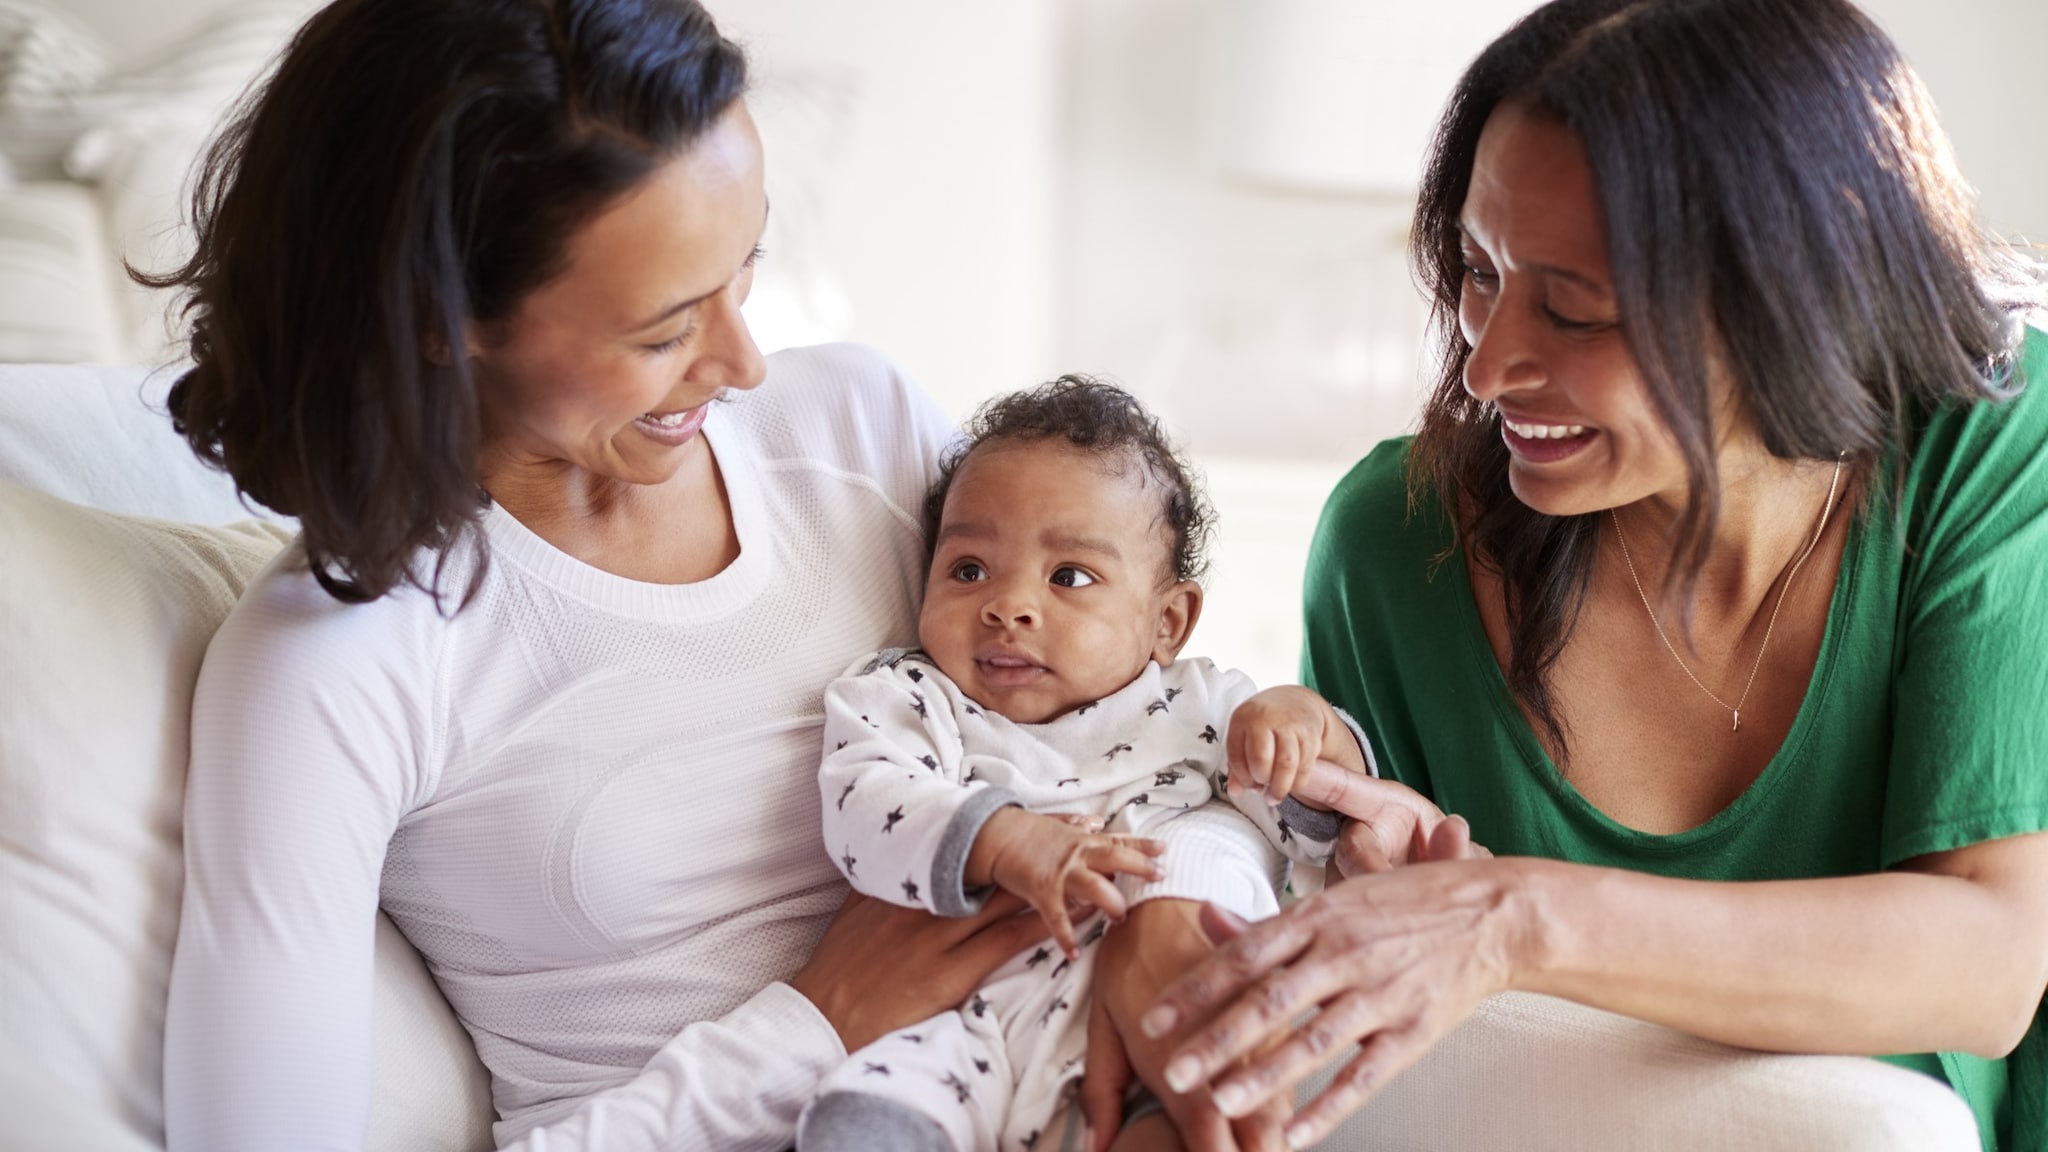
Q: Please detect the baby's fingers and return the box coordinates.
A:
[1066,870,1129,930]
[1090,838,1167,881]
[1039,896,1080,960]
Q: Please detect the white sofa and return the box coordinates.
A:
[0,1,1990,1150]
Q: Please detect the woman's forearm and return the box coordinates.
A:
[1510,835,2048,1058]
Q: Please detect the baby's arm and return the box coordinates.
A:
[963,807,1164,959]
[820,658,1021,917]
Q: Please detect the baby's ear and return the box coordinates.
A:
[1151,580,1203,664]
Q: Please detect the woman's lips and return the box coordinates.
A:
[1500,416,1597,464]
[632,402,710,447]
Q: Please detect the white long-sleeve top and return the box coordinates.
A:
[164,344,956,1152]
[819,652,1343,928]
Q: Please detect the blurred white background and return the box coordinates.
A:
[38,0,2048,689]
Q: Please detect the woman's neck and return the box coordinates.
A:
[479,435,741,584]
[1610,448,1848,619]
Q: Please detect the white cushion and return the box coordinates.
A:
[0,181,123,362]
[0,482,292,1142]
[0,360,272,524]
[1308,990,1981,1150]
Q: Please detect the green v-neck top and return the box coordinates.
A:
[1300,327,2048,1151]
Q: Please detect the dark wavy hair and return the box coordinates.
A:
[139,0,748,603]
[923,375,1214,586]
[1407,0,2040,751]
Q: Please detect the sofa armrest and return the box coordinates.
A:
[1307,991,1980,1151]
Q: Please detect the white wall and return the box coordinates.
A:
[1859,0,2048,243]
[708,0,1060,419]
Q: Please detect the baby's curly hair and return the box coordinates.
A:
[923,374,1214,585]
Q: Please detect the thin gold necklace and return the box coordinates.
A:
[1610,458,1844,733]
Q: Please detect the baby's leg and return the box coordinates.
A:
[799,1010,1009,1152]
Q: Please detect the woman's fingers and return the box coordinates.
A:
[1209,990,1384,1118]
[1141,911,1318,1065]
[1161,955,1347,1098]
[1334,819,1400,876]
[1282,1021,1431,1148]
[1198,902,1250,947]
[1080,991,1131,1152]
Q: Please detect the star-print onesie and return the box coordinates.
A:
[798,649,1353,1152]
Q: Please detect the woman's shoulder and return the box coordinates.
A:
[1311,437,1445,568]
[731,342,957,495]
[1902,324,2048,521]
[207,539,459,700]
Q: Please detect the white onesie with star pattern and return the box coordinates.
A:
[800,650,1347,1152]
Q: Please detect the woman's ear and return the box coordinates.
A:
[1151,580,1203,664]
[422,321,487,366]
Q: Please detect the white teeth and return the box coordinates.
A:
[639,411,691,427]
[1504,419,1587,440]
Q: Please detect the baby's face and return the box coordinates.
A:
[918,440,1195,724]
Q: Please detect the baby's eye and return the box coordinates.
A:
[952,561,986,583]
[1050,566,1095,588]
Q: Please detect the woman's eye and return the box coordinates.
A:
[644,324,694,355]
[952,561,986,583]
[1462,261,1499,289]
[1049,566,1095,588]
[1543,307,1611,334]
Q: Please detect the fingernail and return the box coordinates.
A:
[1213,1082,1248,1116]
[1286,1123,1315,1149]
[1164,1055,1200,1093]
[1140,1005,1177,1039]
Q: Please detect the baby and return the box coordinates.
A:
[797,377,1372,1152]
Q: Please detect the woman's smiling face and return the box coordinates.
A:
[469,103,770,491]
[1456,102,1711,517]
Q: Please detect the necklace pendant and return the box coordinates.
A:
[1732,711,1742,733]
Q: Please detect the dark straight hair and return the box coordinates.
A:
[1407,0,2039,753]
[141,0,748,603]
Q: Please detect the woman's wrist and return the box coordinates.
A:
[1494,856,1569,997]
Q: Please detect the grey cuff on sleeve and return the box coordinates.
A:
[930,786,1023,917]
[1276,795,1345,844]
[1330,704,1378,778]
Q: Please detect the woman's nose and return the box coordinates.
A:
[1460,294,1545,406]
[689,285,767,393]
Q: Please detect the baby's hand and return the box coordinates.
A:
[970,808,1165,959]
[1227,686,1361,808]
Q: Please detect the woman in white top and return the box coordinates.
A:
[152,0,1116,1147]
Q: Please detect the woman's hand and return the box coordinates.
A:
[1140,862,1536,1149]
[1286,760,1491,876]
[789,888,1051,1053]
[1087,900,1293,1152]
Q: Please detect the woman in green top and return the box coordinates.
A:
[1135,0,2048,1148]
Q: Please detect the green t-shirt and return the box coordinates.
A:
[1300,328,2048,1151]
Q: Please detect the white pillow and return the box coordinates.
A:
[0,361,269,524]
[0,482,293,1141]
[0,181,125,363]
